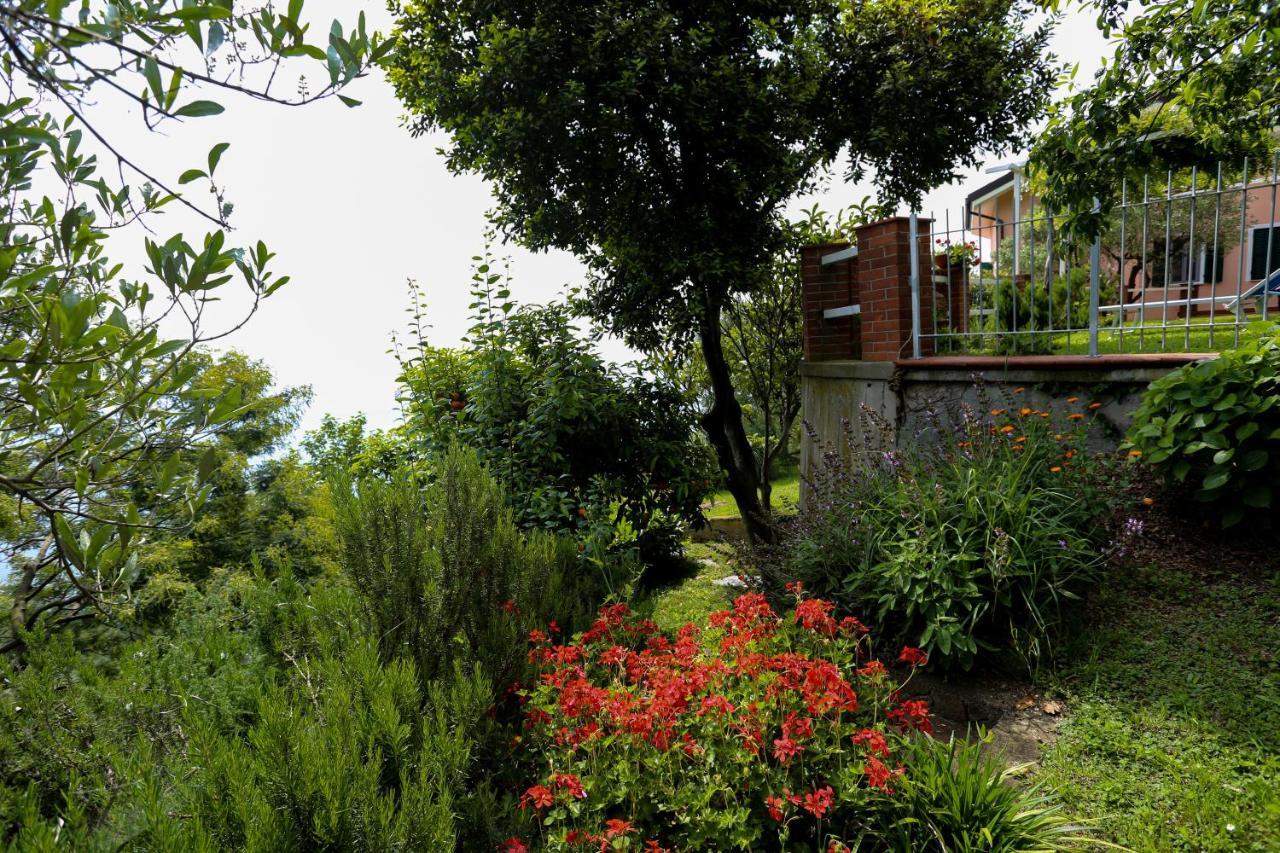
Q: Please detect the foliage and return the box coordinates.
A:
[1031,0,1280,236]
[768,393,1128,669]
[394,254,717,566]
[1124,325,1280,527]
[506,589,1083,851]
[330,444,607,693]
[0,566,491,850]
[1037,563,1280,850]
[875,733,1085,853]
[984,269,1113,354]
[389,0,1056,542]
[0,0,386,651]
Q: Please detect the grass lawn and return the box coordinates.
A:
[943,315,1273,356]
[635,541,739,632]
[703,466,801,519]
[1035,562,1280,851]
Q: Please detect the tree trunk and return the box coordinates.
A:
[697,302,776,545]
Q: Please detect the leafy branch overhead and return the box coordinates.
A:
[1031,0,1280,235]
[0,1,390,651]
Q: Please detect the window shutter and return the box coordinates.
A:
[1251,226,1280,279]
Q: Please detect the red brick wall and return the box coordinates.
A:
[800,218,940,362]
[800,243,860,361]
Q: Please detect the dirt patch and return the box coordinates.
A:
[903,669,1066,768]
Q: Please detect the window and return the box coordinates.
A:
[1249,224,1280,280]
[1194,244,1226,284]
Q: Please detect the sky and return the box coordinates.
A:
[93,2,1113,436]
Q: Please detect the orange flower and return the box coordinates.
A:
[1050,466,1062,473]
[1013,387,1026,393]
[1000,424,1015,434]
[1064,449,1076,459]
[990,408,1006,416]
[1142,497,1155,506]
[1068,413,1085,421]
[1015,436,1027,444]
[1040,412,1050,419]
[1128,449,1143,458]
[1067,396,1080,404]
[1019,407,1032,416]
[1088,402,1103,410]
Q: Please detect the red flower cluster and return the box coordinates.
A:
[518,593,933,847]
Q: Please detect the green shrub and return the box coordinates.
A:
[770,398,1123,669]
[395,255,717,565]
[982,269,1114,355]
[1125,325,1280,527]
[329,444,608,692]
[1,567,499,851]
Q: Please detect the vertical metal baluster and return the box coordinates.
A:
[1234,157,1250,347]
[1184,166,1198,349]
[909,212,922,359]
[1265,151,1279,323]
[1161,169,1173,350]
[1118,178,1127,352]
[1028,195,1037,345]
[1139,174,1150,351]
[1089,197,1101,357]
[944,208,952,349]
[1208,162,1223,350]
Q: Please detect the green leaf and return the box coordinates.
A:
[1202,467,1231,490]
[178,168,206,184]
[174,100,225,118]
[197,446,220,481]
[1241,484,1272,508]
[207,142,230,175]
[337,94,363,108]
[170,6,232,21]
[1240,449,1268,472]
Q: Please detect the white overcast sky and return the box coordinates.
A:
[92,2,1111,435]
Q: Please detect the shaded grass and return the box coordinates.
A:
[703,467,801,520]
[635,541,738,632]
[1036,563,1280,851]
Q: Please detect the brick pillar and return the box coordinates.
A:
[800,243,861,361]
[934,259,969,335]
[854,217,934,361]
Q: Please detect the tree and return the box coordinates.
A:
[722,205,873,514]
[1032,0,1280,234]
[0,1,389,652]
[389,0,1056,542]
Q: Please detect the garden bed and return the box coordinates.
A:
[648,514,1280,851]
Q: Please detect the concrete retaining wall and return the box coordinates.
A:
[799,354,1206,492]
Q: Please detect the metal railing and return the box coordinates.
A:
[910,155,1280,358]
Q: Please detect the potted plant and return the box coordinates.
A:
[934,238,980,271]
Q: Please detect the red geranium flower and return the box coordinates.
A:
[802,785,835,818]
[605,818,635,838]
[765,795,785,821]
[852,728,890,757]
[519,784,554,810]
[501,837,528,853]
[898,646,929,667]
[772,736,802,764]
